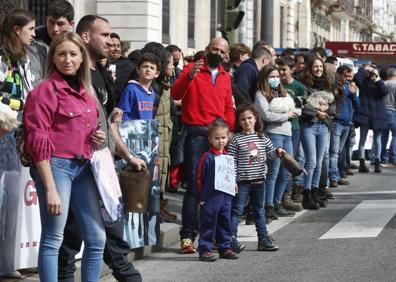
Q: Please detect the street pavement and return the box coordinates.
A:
[101,163,396,282]
[5,162,396,282]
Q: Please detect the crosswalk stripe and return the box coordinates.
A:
[333,191,396,195]
[238,210,307,242]
[319,199,396,239]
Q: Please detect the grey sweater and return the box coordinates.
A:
[383,80,396,111]
[254,92,292,136]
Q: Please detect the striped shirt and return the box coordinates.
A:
[228,132,277,183]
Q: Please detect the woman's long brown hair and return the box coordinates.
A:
[256,64,287,103]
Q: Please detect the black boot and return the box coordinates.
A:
[359,159,369,173]
[265,205,278,220]
[374,159,382,173]
[312,188,327,207]
[302,189,319,210]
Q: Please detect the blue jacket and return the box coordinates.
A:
[353,68,389,130]
[118,81,156,120]
[334,84,359,125]
[234,58,259,101]
[197,147,226,194]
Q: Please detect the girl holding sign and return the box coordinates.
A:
[196,119,239,262]
[228,104,286,253]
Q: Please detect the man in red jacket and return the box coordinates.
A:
[171,37,235,254]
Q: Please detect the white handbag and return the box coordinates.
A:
[91,147,124,222]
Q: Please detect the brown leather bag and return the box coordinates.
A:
[119,168,151,213]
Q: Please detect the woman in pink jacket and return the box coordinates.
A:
[23,32,106,282]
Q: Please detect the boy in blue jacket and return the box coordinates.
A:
[196,119,238,262]
[118,53,160,120]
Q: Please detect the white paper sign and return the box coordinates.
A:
[214,155,236,196]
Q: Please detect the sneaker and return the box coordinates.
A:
[219,248,239,259]
[180,238,196,254]
[257,233,279,251]
[329,181,338,188]
[231,240,246,253]
[265,205,278,220]
[337,179,350,186]
[282,192,302,212]
[274,203,295,217]
[347,169,354,176]
[199,251,217,262]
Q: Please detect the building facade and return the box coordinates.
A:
[23,0,396,51]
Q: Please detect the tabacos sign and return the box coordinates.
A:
[325,42,396,57]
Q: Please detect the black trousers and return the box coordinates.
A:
[58,211,142,282]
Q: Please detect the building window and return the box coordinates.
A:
[29,0,51,26]
[210,0,216,38]
[162,0,170,44]
[188,0,195,48]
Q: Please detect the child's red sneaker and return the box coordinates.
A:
[180,238,196,254]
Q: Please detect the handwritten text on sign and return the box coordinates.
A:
[215,155,236,196]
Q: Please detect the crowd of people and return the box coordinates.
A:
[1,0,396,279]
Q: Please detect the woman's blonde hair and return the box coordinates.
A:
[257,64,287,102]
[46,32,94,97]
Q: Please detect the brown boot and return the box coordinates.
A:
[160,199,177,222]
[282,192,302,212]
[291,183,303,202]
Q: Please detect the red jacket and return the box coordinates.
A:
[171,61,235,130]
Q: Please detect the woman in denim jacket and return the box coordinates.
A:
[23,32,106,282]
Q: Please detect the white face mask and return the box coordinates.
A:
[268,77,280,88]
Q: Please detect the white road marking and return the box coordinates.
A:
[333,191,396,196]
[320,199,396,239]
[238,210,307,242]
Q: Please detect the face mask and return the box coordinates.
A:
[206,52,223,68]
[173,61,179,68]
[268,77,280,89]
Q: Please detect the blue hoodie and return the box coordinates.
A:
[234,58,259,101]
[118,80,156,120]
[334,84,359,125]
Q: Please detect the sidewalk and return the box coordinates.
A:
[0,191,184,282]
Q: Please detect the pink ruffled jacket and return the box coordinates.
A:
[23,71,99,162]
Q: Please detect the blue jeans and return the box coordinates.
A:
[380,110,396,163]
[358,126,381,159]
[339,126,355,174]
[31,157,106,282]
[300,123,329,190]
[265,133,293,205]
[329,122,350,182]
[231,182,267,239]
[286,129,303,191]
[180,126,209,240]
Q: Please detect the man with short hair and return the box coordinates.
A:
[28,0,75,86]
[58,15,142,282]
[328,65,359,188]
[234,44,272,101]
[171,37,235,254]
[109,32,122,61]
